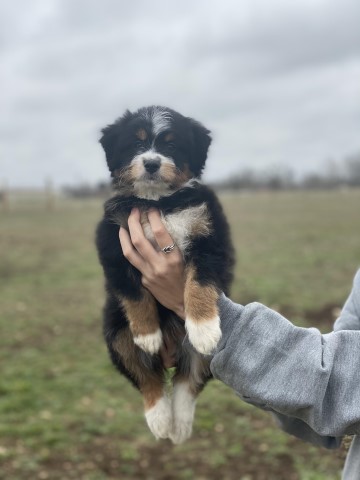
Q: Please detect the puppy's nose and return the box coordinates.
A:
[143,158,161,174]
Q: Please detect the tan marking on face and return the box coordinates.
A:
[114,165,137,182]
[114,163,144,188]
[164,132,175,142]
[160,162,193,187]
[122,289,160,337]
[136,128,148,141]
[184,265,219,322]
[112,167,136,195]
[130,162,144,180]
[159,162,177,183]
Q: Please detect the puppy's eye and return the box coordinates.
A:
[162,132,176,150]
[135,138,149,151]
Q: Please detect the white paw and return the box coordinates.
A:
[170,382,196,445]
[170,418,193,444]
[186,316,221,355]
[145,396,173,439]
[134,329,163,354]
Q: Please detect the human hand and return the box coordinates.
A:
[119,208,186,320]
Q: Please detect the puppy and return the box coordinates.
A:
[96,106,234,444]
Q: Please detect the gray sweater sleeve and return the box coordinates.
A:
[210,269,360,442]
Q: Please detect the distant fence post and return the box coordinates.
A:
[45,179,55,211]
[0,181,10,212]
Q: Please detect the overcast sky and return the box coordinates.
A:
[1,0,359,188]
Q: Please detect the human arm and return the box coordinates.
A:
[271,269,360,447]
[211,269,360,438]
[119,210,360,438]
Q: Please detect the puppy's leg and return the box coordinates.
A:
[170,353,211,444]
[111,327,172,439]
[142,379,172,440]
[169,379,196,444]
[184,264,221,355]
[122,289,162,354]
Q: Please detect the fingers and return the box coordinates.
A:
[147,209,176,251]
[127,208,158,261]
[119,227,146,271]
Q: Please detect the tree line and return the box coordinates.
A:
[212,153,360,191]
[59,152,360,198]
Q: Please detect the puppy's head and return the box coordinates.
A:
[100,106,211,199]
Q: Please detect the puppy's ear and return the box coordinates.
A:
[99,110,131,172]
[188,119,212,177]
[99,124,118,171]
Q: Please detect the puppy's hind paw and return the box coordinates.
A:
[170,382,196,444]
[186,316,221,355]
[170,419,193,445]
[145,397,173,440]
[134,329,163,354]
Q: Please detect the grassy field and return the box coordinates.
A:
[1,190,359,480]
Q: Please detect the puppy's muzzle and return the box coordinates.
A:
[143,158,161,174]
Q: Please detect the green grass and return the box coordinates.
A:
[224,190,360,315]
[1,190,359,479]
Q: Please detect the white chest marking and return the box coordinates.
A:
[142,203,211,253]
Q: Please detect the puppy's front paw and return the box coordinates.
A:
[145,396,173,439]
[186,316,221,355]
[134,329,163,354]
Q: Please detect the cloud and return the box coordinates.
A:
[1,0,359,187]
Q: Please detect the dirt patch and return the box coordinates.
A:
[1,429,345,480]
[303,304,342,330]
[0,440,299,480]
[278,303,342,331]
